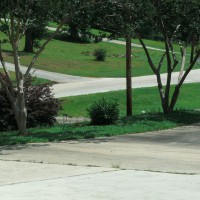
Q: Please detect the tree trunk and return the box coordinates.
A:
[126,36,133,116]
[68,24,79,41]
[24,29,34,53]
[190,34,196,64]
[15,82,27,135]
[161,99,169,114]
[168,87,180,113]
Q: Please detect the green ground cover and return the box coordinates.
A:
[60,83,200,117]
[1,32,198,78]
[0,110,199,146]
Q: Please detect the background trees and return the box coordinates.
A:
[23,0,51,52]
[52,0,94,43]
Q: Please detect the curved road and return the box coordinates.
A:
[1,62,199,98]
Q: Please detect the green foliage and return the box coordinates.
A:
[93,48,107,61]
[87,97,120,125]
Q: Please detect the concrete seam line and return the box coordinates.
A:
[0,169,119,187]
[1,159,199,176]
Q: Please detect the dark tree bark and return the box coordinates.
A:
[24,29,34,53]
[126,36,133,116]
[68,23,79,41]
[190,34,196,64]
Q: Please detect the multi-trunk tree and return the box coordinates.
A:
[138,0,200,113]
[0,0,71,135]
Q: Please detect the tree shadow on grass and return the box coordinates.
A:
[0,142,50,155]
[0,110,199,147]
[2,49,33,57]
[120,110,200,126]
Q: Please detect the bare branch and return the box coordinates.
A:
[157,52,166,72]
[178,46,186,82]
[178,50,200,87]
[138,37,157,74]
[190,34,196,64]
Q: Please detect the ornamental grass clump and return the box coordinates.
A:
[93,48,107,61]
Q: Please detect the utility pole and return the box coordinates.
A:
[126,36,133,116]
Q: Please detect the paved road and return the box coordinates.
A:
[52,69,200,97]
[1,62,200,98]
[0,123,200,199]
[102,38,175,53]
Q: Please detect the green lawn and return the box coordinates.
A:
[60,82,200,117]
[1,32,198,78]
[0,110,199,146]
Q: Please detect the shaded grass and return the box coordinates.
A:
[60,83,200,117]
[0,110,199,146]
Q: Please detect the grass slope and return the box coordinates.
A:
[1,32,199,78]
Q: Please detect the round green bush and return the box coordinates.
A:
[87,97,119,125]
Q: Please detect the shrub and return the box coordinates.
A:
[0,90,17,131]
[87,97,119,125]
[0,76,61,131]
[93,48,107,61]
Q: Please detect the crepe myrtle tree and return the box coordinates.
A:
[138,0,200,114]
[0,0,74,135]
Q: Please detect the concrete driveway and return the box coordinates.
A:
[1,123,200,174]
[0,123,200,200]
